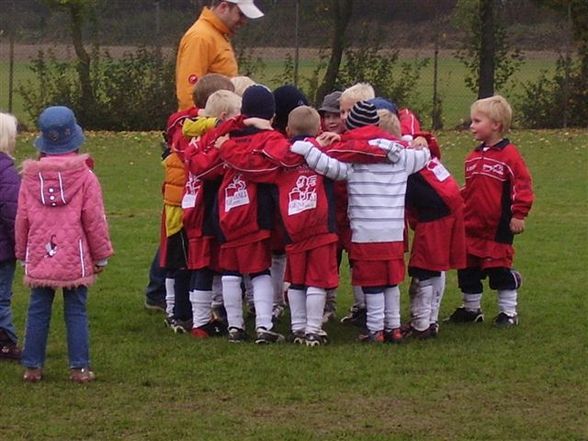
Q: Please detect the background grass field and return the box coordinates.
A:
[0,53,556,130]
[0,128,586,440]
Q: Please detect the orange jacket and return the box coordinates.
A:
[175,7,238,110]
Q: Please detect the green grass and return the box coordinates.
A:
[0,55,556,130]
[1,129,587,440]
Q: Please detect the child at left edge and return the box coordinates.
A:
[0,112,22,361]
[15,106,113,383]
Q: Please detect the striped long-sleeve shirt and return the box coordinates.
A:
[291,125,430,243]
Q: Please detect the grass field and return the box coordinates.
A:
[0,54,556,130]
[0,129,586,440]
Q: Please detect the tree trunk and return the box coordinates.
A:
[315,0,353,105]
[69,3,94,113]
[478,0,495,99]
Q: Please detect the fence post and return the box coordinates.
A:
[8,0,16,113]
[294,0,300,86]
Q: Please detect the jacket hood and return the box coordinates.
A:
[21,154,91,208]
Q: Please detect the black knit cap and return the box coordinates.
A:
[273,85,309,133]
[346,100,380,130]
[241,85,276,120]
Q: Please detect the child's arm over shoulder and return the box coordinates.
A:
[182,116,218,138]
[291,139,351,181]
[400,146,431,175]
[216,134,281,183]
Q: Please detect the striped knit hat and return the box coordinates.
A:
[346,100,379,130]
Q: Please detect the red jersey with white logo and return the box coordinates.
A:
[220,135,337,250]
[462,139,533,249]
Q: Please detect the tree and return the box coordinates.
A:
[454,0,524,99]
[42,0,98,115]
[315,0,354,104]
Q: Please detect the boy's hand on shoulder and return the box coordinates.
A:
[316,132,340,147]
[214,134,230,149]
[510,218,525,234]
[244,117,272,130]
[411,136,428,149]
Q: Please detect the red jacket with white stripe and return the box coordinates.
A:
[462,139,533,245]
[220,135,337,245]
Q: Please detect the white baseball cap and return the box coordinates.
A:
[226,0,264,19]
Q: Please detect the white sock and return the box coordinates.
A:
[306,287,327,334]
[384,286,401,330]
[463,292,482,311]
[352,285,365,308]
[410,279,433,331]
[252,274,274,331]
[211,274,223,308]
[222,275,244,330]
[365,291,385,333]
[190,290,213,328]
[271,254,287,306]
[288,288,306,333]
[429,272,446,324]
[165,277,175,317]
[498,289,517,316]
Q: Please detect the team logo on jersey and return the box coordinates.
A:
[225,174,250,212]
[482,163,504,176]
[182,173,201,209]
[188,74,198,85]
[288,175,317,215]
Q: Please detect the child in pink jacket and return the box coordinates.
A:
[15,106,113,383]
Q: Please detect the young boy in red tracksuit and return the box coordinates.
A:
[214,85,289,344]
[446,95,533,327]
[181,90,242,339]
[219,106,340,346]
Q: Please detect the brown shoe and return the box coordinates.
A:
[0,343,22,361]
[23,368,43,383]
[69,368,96,383]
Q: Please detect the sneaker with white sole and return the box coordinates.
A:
[305,331,329,347]
[340,305,367,327]
[494,312,519,327]
[255,328,285,344]
[444,307,484,323]
[228,327,249,343]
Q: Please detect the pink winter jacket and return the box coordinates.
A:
[15,154,113,288]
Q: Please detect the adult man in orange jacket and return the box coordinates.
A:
[175,0,263,111]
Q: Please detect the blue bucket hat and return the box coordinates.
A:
[367,97,399,115]
[34,106,85,155]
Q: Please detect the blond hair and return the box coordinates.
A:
[377,109,401,137]
[203,90,242,119]
[192,73,235,108]
[231,76,256,97]
[471,95,512,135]
[341,82,375,104]
[287,106,321,137]
[0,112,18,155]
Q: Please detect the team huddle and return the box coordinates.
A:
[155,75,534,346]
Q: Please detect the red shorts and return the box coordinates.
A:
[409,214,466,271]
[219,239,271,274]
[350,242,405,287]
[187,236,220,272]
[285,242,338,289]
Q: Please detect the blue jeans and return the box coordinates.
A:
[0,259,17,344]
[145,247,166,305]
[22,286,90,369]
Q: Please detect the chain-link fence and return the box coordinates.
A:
[0,0,579,130]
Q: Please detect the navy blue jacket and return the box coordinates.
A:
[0,152,20,262]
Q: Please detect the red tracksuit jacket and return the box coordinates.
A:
[462,138,534,248]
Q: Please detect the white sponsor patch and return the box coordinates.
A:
[288,175,317,215]
[225,174,250,212]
